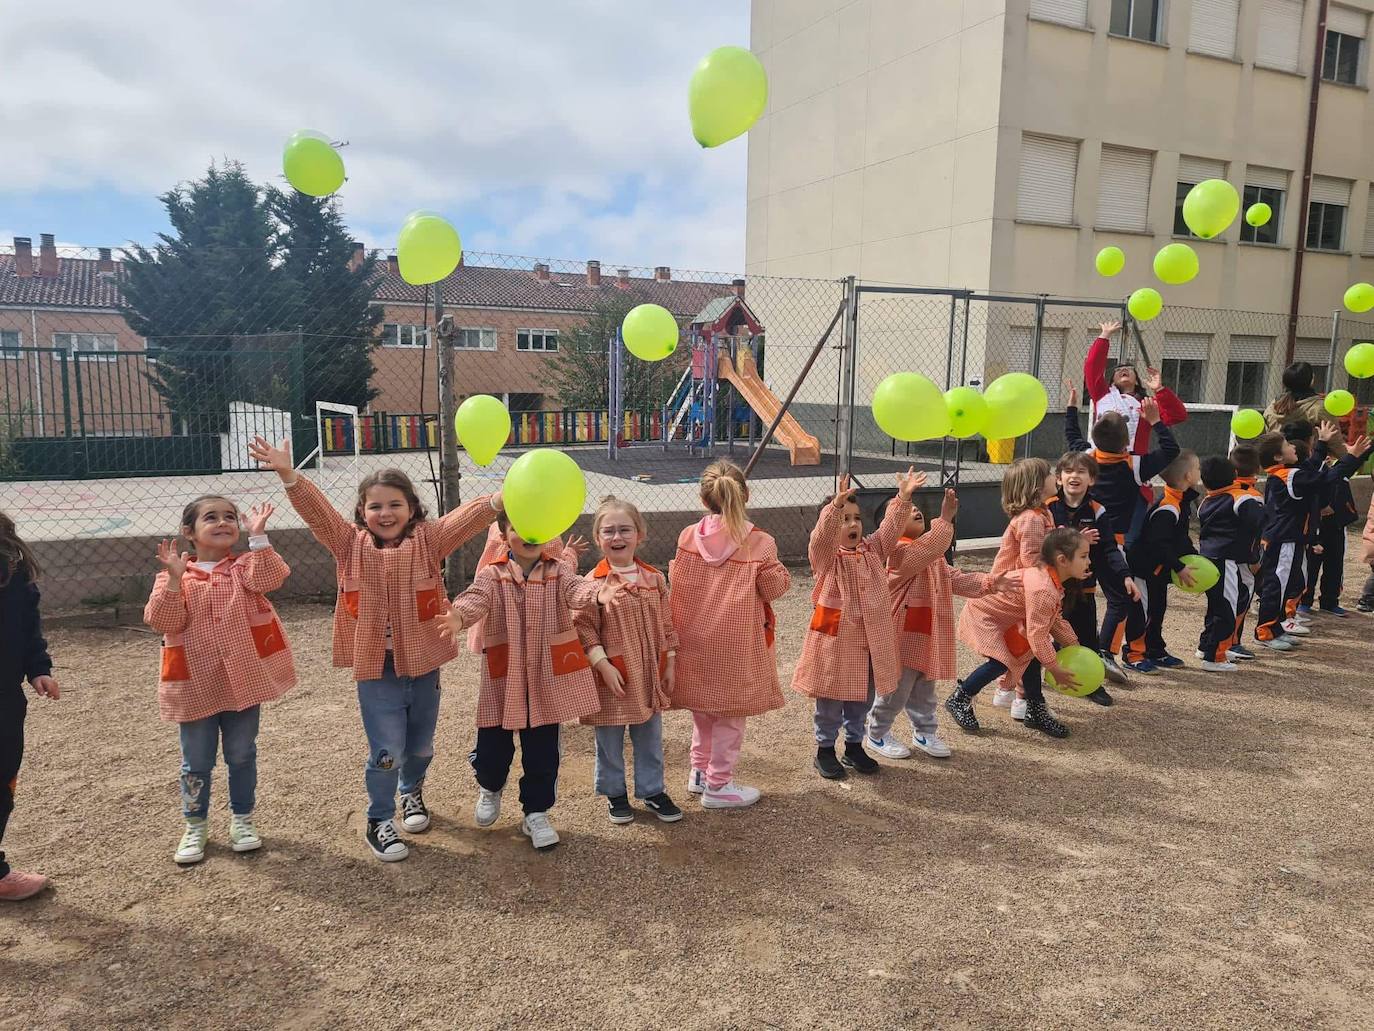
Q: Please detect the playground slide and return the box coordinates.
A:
[717,350,821,466]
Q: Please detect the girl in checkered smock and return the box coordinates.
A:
[144,496,295,866]
[250,436,500,864]
[669,461,790,810]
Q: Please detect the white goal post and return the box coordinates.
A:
[1182,402,1239,455]
[295,401,361,475]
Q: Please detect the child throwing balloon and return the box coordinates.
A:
[249,436,501,862]
[143,497,295,864]
[670,461,790,809]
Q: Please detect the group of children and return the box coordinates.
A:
[1,353,1371,893]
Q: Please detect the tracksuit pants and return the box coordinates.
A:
[1301,523,1347,610]
[1198,560,1254,662]
[1255,540,1304,642]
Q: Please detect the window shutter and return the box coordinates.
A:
[1029,0,1088,26]
[1258,0,1305,72]
[1229,335,1273,362]
[1164,332,1212,360]
[1310,175,1351,206]
[1017,134,1079,225]
[1189,0,1241,57]
[1097,145,1153,232]
[1177,155,1227,184]
[1328,5,1368,38]
[1363,186,1374,252]
[1245,165,1290,191]
[1295,338,1332,363]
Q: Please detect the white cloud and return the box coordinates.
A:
[0,0,751,270]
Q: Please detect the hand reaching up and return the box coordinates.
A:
[1317,420,1340,444]
[156,539,190,583]
[244,502,274,536]
[1064,378,1080,408]
[1350,434,1371,458]
[1144,367,1162,393]
[563,535,589,564]
[939,488,958,523]
[832,473,856,508]
[1139,397,1161,425]
[248,436,293,480]
[895,466,926,501]
[1100,321,1122,339]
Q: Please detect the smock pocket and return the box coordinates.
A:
[483,633,509,680]
[808,605,841,637]
[763,601,776,648]
[414,577,442,622]
[248,611,287,659]
[340,576,360,620]
[161,633,190,682]
[903,605,933,634]
[550,630,591,675]
[1004,623,1031,658]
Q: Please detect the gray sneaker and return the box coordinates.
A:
[521,811,560,850]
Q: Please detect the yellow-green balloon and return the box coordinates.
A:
[454,395,511,467]
[1325,389,1356,417]
[1344,282,1374,314]
[1345,342,1374,378]
[982,373,1048,440]
[397,214,462,286]
[945,386,988,439]
[621,304,679,362]
[503,449,586,545]
[1047,645,1104,697]
[1095,246,1125,278]
[1153,243,1199,286]
[282,130,345,197]
[688,46,768,148]
[1245,202,1272,227]
[1128,287,1163,322]
[1231,408,1265,439]
[1182,179,1240,239]
[872,373,949,441]
[1172,554,1219,594]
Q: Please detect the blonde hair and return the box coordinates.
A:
[1001,457,1053,518]
[700,460,750,545]
[592,495,647,541]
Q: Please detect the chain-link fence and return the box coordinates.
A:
[2,238,1368,611]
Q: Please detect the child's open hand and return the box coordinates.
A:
[1048,664,1080,692]
[1139,397,1161,425]
[988,573,1016,593]
[832,473,856,508]
[30,675,60,699]
[441,603,466,640]
[156,539,190,581]
[244,502,274,536]
[1063,378,1079,408]
[1100,320,1122,339]
[895,466,926,501]
[1350,434,1371,458]
[564,535,589,564]
[1177,567,1197,589]
[1081,527,1100,546]
[1317,420,1340,444]
[1144,367,1162,393]
[939,488,958,522]
[596,660,626,698]
[248,436,293,477]
[597,578,628,608]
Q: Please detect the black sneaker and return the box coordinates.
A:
[1085,686,1113,707]
[1357,601,1374,613]
[607,794,634,824]
[365,818,409,862]
[643,792,684,823]
[1023,700,1069,738]
[814,746,847,780]
[839,739,880,774]
[944,684,980,734]
[399,788,431,833]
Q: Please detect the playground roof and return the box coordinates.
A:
[690,294,763,335]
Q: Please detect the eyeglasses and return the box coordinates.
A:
[597,525,637,538]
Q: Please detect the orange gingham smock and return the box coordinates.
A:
[888,518,995,681]
[575,558,680,727]
[284,475,496,681]
[668,525,790,718]
[143,549,296,723]
[792,498,909,702]
[467,525,564,653]
[991,507,1054,576]
[451,554,601,730]
[957,565,1076,684]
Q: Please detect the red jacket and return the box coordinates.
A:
[1085,335,1188,456]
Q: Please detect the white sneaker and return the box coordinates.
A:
[365,818,409,862]
[1293,612,1313,624]
[521,811,559,850]
[1281,619,1311,635]
[1010,697,1028,721]
[992,687,1016,708]
[475,787,502,827]
[1200,660,1238,672]
[1262,637,1294,651]
[175,819,208,865]
[228,814,261,853]
[685,768,707,795]
[701,780,761,809]
[911,732,952,758]
[865,734,911,759]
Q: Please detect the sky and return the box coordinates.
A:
[0,0,751,272]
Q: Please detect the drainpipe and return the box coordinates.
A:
[1286,0,1330,363]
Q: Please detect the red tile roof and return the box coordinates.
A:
[0,254,124,309]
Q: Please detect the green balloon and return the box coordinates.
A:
[282,131,345,197]
[944,386,989,439]
[1153,243,1199,286]
[503,449,586,545]
[1231,408,1265,439]
[1095,246,1125,278]
[397,214,462,286]
[621,304,680,362]
[1128,287,1163,322]
[1343,282,1374,314]
[1245,202,1272,227]
[454,395,511,467]
[872,373,949,441]
[1047,645,1105,697]
[688,46,768,148]
[1325,389,1356,417]
[1172,554,1219,594]
[1182,179,1240,239]
[1344,342,1374,378]
[982,373,1048,440]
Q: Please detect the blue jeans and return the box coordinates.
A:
[357,654,441,821]
[593,715,665,799]
[179,706,260,820]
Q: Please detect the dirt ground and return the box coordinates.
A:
[5,546,1374,1031]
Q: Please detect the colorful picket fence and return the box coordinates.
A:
[321,409,664,455]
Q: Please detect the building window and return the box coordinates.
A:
[454,328,497,351]
[1307,202,1347,251]
[1017,134,1079,225]
[1363,186,1374,254]
[1097,145,1153,232]
[1257,0,1304,72]
[1162,358,1206,402]
[1174,156,1227,238]
[1295,339,1333,391]
[1324,7,1368,84]
[1029,0,1088,26]
[379,323,425,348]
[1240,184,1285,244]
[54,332,118,361]
[1189,0,1239,59]
[517,329,558,353]
[0,329,20,359]
[1224,362,1268,405]
[1110,0,1163,43]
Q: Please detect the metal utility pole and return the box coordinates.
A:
[434,289,465,594]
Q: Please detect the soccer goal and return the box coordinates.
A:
[295,401,361,475]
[1182,402,1240,455]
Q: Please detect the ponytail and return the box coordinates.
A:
[700,460,750,545]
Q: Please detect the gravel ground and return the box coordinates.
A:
[5,546,1374,1030]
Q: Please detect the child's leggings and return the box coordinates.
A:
[868,668,938,738]
[961,658,1044,703]
[690,712,746,791]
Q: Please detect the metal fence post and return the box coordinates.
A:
[58,350,72,439]
[1023,296,1047,459]
[1327,309,1341,392]
[836,275,858,482]
[434,287,465,594]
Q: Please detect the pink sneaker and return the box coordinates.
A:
[700,780,761,809]
[0,869,50,901]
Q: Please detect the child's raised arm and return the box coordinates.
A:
[433,492,503,560]
[249,436,357,560]
[443,571,497,639]
[237,503,290,595]
[1137,405,1180,480]
[144,540,191,635]
[889,488,955,579]
[808,474,852,576]
[1064,395,1090,453]
[869,467,922,560]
